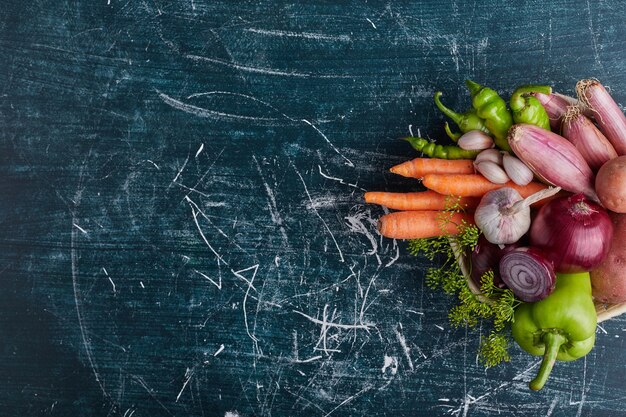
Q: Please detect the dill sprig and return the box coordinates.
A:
[408,215,520,368]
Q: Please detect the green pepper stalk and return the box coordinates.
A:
[510,85,553,131]
[465,80,514,152]
[511,272,597,391]
[434,92,490,137]
[444,122,462,142]
[403,137,480,159]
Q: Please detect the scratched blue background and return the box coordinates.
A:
[2,1,626,416]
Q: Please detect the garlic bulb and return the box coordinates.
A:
[475,148,503,165]
[474,186,561,244]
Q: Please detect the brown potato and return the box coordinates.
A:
[591,212,626,303]
[596,156,626,213]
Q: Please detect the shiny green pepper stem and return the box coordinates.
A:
[434,92,490,134]
[465,80,513,152]
[529,332,567,391]
[403,137,479,159]
[510,85,553,131]
[444,122,462,141]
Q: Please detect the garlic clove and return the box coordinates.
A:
[475,148,503,166]
[457,130,495,151]
[474,160,510,184]
[502,154,534,186]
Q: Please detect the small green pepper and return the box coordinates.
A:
[510,85,552,130]
[403,137,479,159]
[512,271,597,391]
[434,92,490,137]
[465,80,513,152]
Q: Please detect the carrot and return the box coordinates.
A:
[364,190,480,211]
[389,157,475,179]
[378,211,475,240]
[422,174,549,198]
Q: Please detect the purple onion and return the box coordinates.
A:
[470,235,520,289]
[499,247,556,302]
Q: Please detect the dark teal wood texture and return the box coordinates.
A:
[2,1,626,416]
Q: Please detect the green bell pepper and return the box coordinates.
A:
[403,137,480,159]
[510,85,553,131]
[512,272,597,391]
[465,80,513,152]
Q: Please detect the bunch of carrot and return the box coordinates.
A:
[366,157,549,239]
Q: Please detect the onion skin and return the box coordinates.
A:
[530,193,614,273]
[499,247,556,302]
[508,124,599,202]
[531,92,574,132]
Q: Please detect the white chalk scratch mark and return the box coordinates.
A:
[294,166,345,262]
[394,325,414,371]
[344,209,377,255]
[175,368,194,402]
[293,355,323,363]
[140,281,145,288]
[157,90,283,122]
[546,396,559,416]
[575,356,587,417]
[132,376,174,416]
[253,155,289,245]
[195,269,222,290]
[302,119,354,167]
[101,268,117,293]
[597,324,607,334]
[384,240,400,267]
[323,385,373,417]
[171,155,189,184]
[318,165,365,190]
[366,18,377,29]
[381,355,398,375]
[245,28,351,42]
[233,265,260,343]
[146,160,160,170]
[292,309,372,330]
[185,54,352,79]
[186,196,229,266]
[214,344,225,356]
[195,143,204,158]
[73,223,88,235]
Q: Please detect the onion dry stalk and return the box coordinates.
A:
[577,79,626,155]
[562,106,618,172]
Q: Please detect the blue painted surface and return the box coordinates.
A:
[1,1,626,416]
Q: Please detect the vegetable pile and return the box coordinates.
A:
[365,79,626,390]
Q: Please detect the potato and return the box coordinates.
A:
[591,212,626,303]
[596,156,626,213]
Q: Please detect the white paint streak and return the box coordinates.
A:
[195,143,204,158]
[292,309,372,330]
[366,18,377,29]
[175,368,194,402]
[253,155,289,245]
[318,165,365,190]
[214,344,225,356]
[73,223,88,235]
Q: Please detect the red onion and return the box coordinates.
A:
[530,193,614,273]
[499,247,556,302]
[470,235,520,289]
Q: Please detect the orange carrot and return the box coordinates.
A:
[378,211,475,240]
[422,174,548,198]
[364,190,480,211]
[390,158,474,179]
